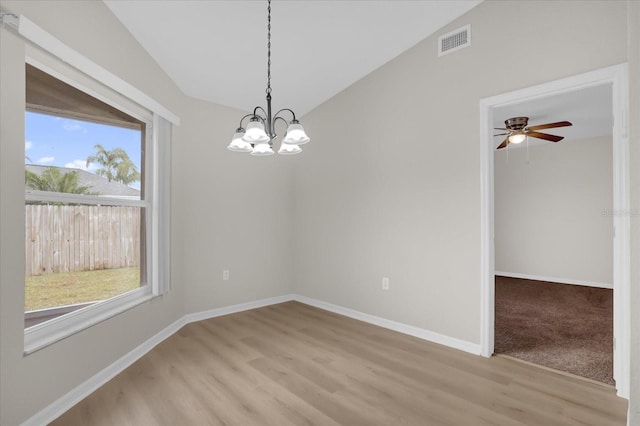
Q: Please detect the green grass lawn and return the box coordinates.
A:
[25,267,141,311]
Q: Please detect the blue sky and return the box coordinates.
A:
[25,112,142,189]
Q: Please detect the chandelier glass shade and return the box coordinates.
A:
[251,141,275,156]
[227,129,253,152]
[244,118,270,143]
[278,142,302,155]
[227,0,310,156]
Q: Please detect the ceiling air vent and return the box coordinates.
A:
[438,24,471,57]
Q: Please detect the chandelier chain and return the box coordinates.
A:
[266,0,272,94]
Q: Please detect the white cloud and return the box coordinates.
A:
[38,156,55,164]
[25,140,33,150]
[65,160,96,172]
[62,122,85,132]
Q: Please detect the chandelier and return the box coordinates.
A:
[227,0,310,156]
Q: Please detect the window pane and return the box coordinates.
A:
[24,203,145,328]
[25,112,143,199]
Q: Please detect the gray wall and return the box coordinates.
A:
[293,1,628,345]
[0,1,294,424]
[175,97,295,313]
[0,2,182,424]
[1,0,638,424]
[494,137,613,286]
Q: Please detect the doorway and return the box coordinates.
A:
[479,64,630,398]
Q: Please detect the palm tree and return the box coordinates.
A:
[115,157,141,185]
[86,144,140,185]
[25,167,97,194]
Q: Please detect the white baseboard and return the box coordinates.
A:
[495,271,613,289]
[184,294,296,323]
[25,293,480,425]
[293,295,481,355]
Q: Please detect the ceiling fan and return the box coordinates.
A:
[494,117,572,149]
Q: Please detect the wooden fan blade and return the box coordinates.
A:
[493,127,510,131]
[496,137,509,149]
[526,131,564,142]
[526,121,572,131]
[494,133,510,137]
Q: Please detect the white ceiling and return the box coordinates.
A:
[493,84,613,149]
[104,0,482,116]
[103,0,611,144]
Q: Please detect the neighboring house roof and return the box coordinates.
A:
[25,164,141,198]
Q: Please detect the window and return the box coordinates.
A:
[23,60,171,353]
[25,62,146,325]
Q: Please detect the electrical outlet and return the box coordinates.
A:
[223,270,230,281]
[382,277,389,290]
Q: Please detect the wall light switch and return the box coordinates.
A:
[382,277,390,290]
[223,270,230,281]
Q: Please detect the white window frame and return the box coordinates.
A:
[18,15,176,354]
[23,78,156,354]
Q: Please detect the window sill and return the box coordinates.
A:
[24,287,153,355]
[25,302,96,328]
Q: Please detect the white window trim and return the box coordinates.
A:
[16,14,179,125]
[19,16,175,353]
[25,190,147,207]
[149,114,172,296]
[24,111,156,355]
[24,288,153,354]
[26,55,151,126]
[23,110,166,354]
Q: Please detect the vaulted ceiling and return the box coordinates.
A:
[104,1,612,144]
[104,0,482,116]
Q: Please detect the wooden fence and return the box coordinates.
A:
[25,205,141,276]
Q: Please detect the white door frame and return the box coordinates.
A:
[479,63,630,399]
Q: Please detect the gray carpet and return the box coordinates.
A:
[494,276,613,385]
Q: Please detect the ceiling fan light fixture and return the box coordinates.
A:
[495,117,572,150]
[508,132,526,144]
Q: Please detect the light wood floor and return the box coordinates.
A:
[51,301,628,426]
